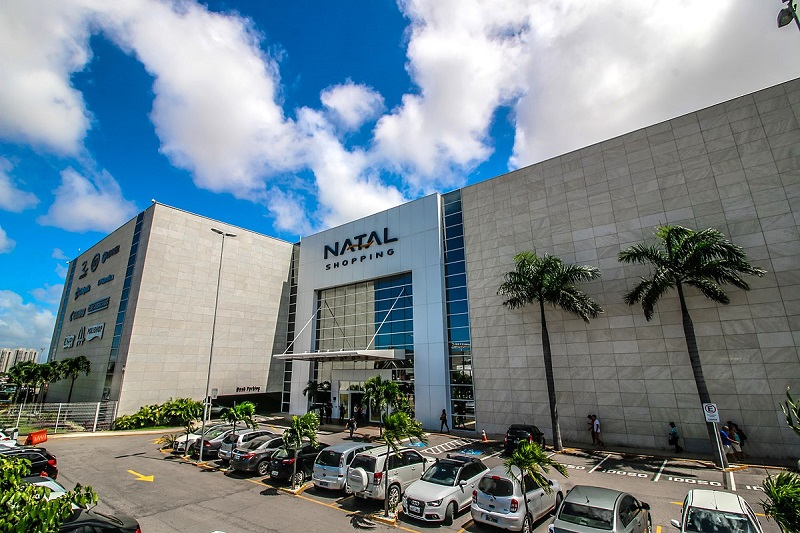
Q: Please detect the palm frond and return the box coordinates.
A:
[686,278,729,305]
[504,441,568,495]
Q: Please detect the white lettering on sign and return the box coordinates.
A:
[86,323,105,341]
[703,403,720,423]
[599,469,648,478]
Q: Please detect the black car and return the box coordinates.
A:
[0,446,58,478]
[230,435,285,475]
[269,442,328,486]
[503,424,545,455]
[60,508,141,532]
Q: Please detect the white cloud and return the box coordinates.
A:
[52,248,68,260]
[55,263,69,279]
[0,290,55,351]
[31,283,64,306]
[0,226,15,254]
[321,82,385,131]
[266,187,312,237]
[37,168,138,233]
[0,158,39,212]
[0,0,92,154]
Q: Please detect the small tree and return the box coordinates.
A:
[761,470,800,533]
[62,356,92,403]
[362,375,400,436]
[7,361,40,404]
[504,441,568,533]
[380,411,427,517]
[36,361,63,406]
[163,397,203,439]
[0,456,97,532]
[223,401,258,440]
[281,412,319,489]
[498,251,603,451]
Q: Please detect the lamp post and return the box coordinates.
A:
[778,0,800,31]
[198,228,236,463]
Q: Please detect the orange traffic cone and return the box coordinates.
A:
[481,430,488,442]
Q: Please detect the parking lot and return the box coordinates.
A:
[41,425,783,533]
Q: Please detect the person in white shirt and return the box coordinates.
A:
[591,415,605,448]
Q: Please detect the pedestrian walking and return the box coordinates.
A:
[338,403,346,424]
[668,421,683,453]
[587,415,596,444]
[440,409,450,433]
[346,416,357,438]
[727,421,748,459]
[720,425,736,461]
[325,401,333,424]
[591,415,605,448]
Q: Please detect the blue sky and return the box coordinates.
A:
[1,0,800,356]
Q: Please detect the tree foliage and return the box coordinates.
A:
[362,375,401,436]
[498,251,602,451]
[0,456,97,532]
[761,470,800,533]
[223,401,258,436]
[504,440,568,496]
[281,412,319,489]
[781,387,800,440]
[379,411,427,516]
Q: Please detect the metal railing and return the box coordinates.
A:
[0,401,118,435]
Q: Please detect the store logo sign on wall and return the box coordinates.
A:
[70,308,86,321]
[74,285,91,300]
[76,326,86,346]
[63,336,75,349]
[324,228,398,270]
[86,323,105,341]
[87,297,110,314]
[97,275,114,285]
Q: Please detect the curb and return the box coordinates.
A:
[370,510,399,525]
[278,482,311,495]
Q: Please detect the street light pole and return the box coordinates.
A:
[198,228,236,463]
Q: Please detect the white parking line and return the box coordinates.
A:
[588,454,610,473]
[421,438,473,455]
[653,459,668,482]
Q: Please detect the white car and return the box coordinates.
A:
[174,424,230,454]
[670,489,763,533]
[402,455,489,525]
[346,447,432,509]
[472,464,563,533]
[0,428,18,448]
[217,429,276,461]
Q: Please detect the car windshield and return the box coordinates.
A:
[558,502,613,531]
[316,450,342,467]
[222,434,239,444]
[349,455,377,473]
[206,427,229,438]
[422,461,460,486]
[478,476,514,497]
[686,508,757,533]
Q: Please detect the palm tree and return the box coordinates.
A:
[498,251,603,451]
[62,356,92,402]
[36,361,63,405]
[7,361,40,404]
[223,401,258,439]
[619,225,765,465]
[362,375,400,436]
[380,411,427,517]
[281,412,319,489]
[761,470,800,533]
[504,440,569,533]
[781,387,800,439]
[163,397,203,439]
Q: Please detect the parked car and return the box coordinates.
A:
[0,446,58,478]
[59,508,141,532]
[346,446,432,509]
[174,423,230,454]
[230,435,285,476]
[548,485,651,533]
[472,464,563,532]
[209,401,228,418]
[0,427,18,448]
[23,475,69,501]
[504,424,545,455]
[269,442,330,486]
[403,455,489,525]
[670,489,763,533]
[312,442,378,491]
[217,429,276,462]
[192,426,238,457]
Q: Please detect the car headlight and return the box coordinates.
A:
[427,499,443,506]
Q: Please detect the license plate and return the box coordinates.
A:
[318,481,328,487]
[485,514,498,523]
[271,470,279,476]
[409,504,421,514]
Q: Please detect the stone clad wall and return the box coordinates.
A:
[461,78,800,458]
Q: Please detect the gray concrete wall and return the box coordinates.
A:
[461,78,800,459]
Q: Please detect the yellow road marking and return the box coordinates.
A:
[127,469,154,482]
[456,518,473,533]
[656,526,661,533]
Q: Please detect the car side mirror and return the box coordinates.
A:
[548,479,554,486]
[670,519,681,529]
[459,480,467,486]
[641,503,650,511]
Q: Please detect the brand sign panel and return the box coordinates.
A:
[63,336,75,349]
[86,323,105,341]
[87,297,110,314]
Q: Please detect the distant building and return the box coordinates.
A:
[0,348,39,373]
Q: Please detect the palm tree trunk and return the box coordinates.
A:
[540,300,562,451]
[677,283,728,468]
[68,377,76,403]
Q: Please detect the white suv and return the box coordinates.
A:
[670,489,763,533]
[346,447,432,509]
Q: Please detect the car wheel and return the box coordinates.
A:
[554,492,563,514]
[292,471,304,488]
[257,460,270,477]
[387,484,401,510]
[444,502,456,526]
[521,514,533,533]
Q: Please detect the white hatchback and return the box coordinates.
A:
[670,489,763,533]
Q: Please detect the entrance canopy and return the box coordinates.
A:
[273,348,405,362]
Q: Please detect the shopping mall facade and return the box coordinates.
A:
[49,78,800,458]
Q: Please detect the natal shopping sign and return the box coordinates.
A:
[323,227,398,270]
